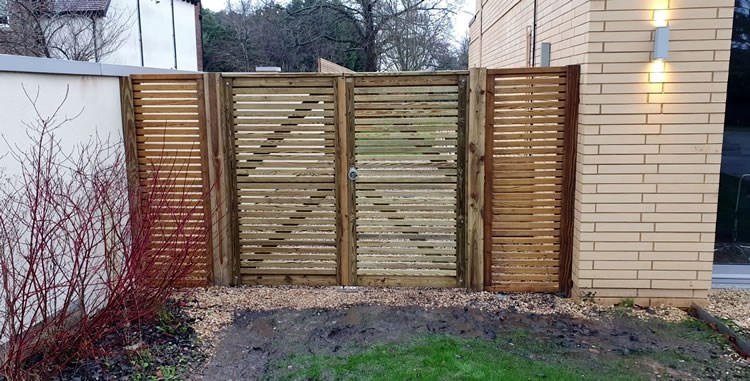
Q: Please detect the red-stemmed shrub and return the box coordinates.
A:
[0,91,209,380]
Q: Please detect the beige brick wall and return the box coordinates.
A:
[470,0,734,307]
[469,0,591,68]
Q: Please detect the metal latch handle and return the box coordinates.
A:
[348,166,358,181]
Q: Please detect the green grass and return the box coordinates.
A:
[267,335,643,381]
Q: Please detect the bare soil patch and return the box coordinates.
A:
[179,287,747,380]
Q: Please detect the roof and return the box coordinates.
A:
[52,0,200,15]
[53,0,111,14]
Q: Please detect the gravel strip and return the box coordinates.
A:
[175,286,687,344]
[708,289,750,330]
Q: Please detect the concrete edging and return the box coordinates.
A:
[690,302,750,358]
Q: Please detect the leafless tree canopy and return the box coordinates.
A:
[378,0,456,71]
[202,0,466,72]
[0,0,131,62]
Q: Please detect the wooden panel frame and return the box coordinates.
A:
[483,65,580,294]
[126,74,214,287]
[466,68,487,291]
[559,65,580,296]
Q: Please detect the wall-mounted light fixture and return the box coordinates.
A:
[654,26,670,60]
[650,8,670,83]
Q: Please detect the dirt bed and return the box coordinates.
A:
[177,286,686,342]
[178,287,748,380]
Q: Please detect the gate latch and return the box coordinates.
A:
[348,166,359,181]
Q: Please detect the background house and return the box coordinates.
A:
[469,0,735,306]
[0,0,202,70]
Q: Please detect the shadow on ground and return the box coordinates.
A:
[200,305,750,380]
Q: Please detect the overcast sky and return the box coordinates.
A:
[200,0,475,40]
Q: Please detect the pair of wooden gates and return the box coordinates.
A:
[229,73,464,288]
[121,67,579,293]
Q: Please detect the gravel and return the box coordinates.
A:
[707,288,750,330]
[175,286,688,345]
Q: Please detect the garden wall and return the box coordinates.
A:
[470,0,735,307]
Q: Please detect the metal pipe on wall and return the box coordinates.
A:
[532,0,538,67]
[171,0,178,69]
[137,0,144,66]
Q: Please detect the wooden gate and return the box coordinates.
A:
[483,66,579,294]
[350,74,466,287]
[228,75,340,286]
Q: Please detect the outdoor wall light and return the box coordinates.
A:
[654,26,670,60]
[650,8,669,83]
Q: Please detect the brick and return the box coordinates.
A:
[652,261,713,271]
[599,145,659,154]
[579,270,638,279]
[596,203,655,213]
[643,193,703,203]
[652,242,715,251]
[579,251,640,261]
[595,223,654,232]
[647,114,710,124]
[655,223,716,232]
[597,164,658,174]
[581,134,645,145]
[580,174,643,184]
[579,232,641,242]
[655,203,718,213]
[657,183,718,193]
[659,144,722,154]
[657,164,720,174]
[596,184,656,193]
[651,280,711,290]
[580,213,642,222]
[642,213,702,223]
[638,270,697,280]
[640,252,699,261]
[592,279,651,288]
[594,261,652,270]
[641,232,702,242]
[594,242,654,251]
[644,174,705,183]
[638,289,695,298]
[587,155,645,164]
[646,154,707,164]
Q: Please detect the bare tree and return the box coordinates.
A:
[291,0,458,71]
[378,0,455,71]
[0,0,131,62]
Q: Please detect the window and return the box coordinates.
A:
[0,0,8,26]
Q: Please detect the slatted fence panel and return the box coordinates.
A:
[485,67,577,293]
[131,74,211,287]
[352,75,463,288]
[231,76,339,285]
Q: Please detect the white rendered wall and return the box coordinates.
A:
[0,72,123,175]
[103,0,198,70]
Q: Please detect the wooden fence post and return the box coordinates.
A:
[335,76,356,286]
[120,77,141,220]
[204,73,235,286]
[559,65,580,296]
[456,75,468,288]
[466,68,487,291]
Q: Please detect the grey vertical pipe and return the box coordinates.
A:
[92,16,99,62]
[171,0,178,69]
[531,0,538,67]
[137,0,144,66]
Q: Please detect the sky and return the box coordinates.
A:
[200,0,475,41]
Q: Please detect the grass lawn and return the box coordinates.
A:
[268,333,648,381]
